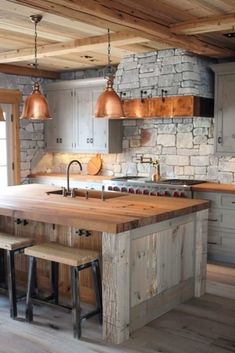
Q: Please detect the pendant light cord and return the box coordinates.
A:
[34,18,38,71]
[108,28,111,70]
[107,28,113,78]
[30,14,42,84]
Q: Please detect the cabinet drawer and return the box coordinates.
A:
[208,208,219,226]
[220,195,235,209]
[193,192,220,208]
[221,231,235,252]
[208,228,221,246]
[221,209,235,229]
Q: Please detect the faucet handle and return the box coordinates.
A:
[61,186,67,197]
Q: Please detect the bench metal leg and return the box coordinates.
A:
[6,250,17,319]
[26,256,36,322]
[91,260,103,324]
[71,267,81,339]
[51,261,59,304]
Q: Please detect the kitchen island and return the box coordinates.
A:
[0,184,209,344]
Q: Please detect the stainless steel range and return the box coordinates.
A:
[103,177,206,198]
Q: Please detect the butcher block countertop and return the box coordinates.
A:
[192,182,235,194]
[0,184,209,233]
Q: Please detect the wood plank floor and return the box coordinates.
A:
[207,262,235,300]
[0,292,234,353]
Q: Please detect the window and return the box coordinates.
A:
[0,105,13,187]
[0,89,21,187]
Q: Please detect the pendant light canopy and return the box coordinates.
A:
[20,15,51,121]
[95,29,125,119]
[0,105,5,121]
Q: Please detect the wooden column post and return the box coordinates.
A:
[194,209,208,297]
[102,230,130,344]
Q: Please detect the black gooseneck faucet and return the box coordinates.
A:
[66,160,82,194]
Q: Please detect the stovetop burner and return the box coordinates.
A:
[111,176,147,181]
[110,177,206,186]
[156,179,207,186]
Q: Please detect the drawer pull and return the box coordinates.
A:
[208,219,218,222]
[208,242,217,245]
[231,202,235,204]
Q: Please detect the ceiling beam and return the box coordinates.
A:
[0,32,145,63]
[6,0,235,57]
[0,64,60,78]
[171,13,235,35]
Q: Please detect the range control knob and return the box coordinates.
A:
[150,191,157,196]
[157,192,162,196]
[108,186,113,191]
[113,186,120,191]
[121,187,127,193]
[173,191,179,197]
[129,188,134,193]
[164,191,171,196]
[143,189,149,195]
[136,189,142,194]
[180,192,186,198]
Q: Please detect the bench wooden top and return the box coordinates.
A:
[0,232,33,251]
[24,242,99,267]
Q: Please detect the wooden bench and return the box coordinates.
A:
[24,242,102,339]
[0,232,34,318]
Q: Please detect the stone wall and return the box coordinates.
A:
[32,50,235,183]
[2,49,235,184]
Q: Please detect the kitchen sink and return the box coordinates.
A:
[46,188,125,199]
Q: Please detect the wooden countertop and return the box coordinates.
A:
[28,173,111,182]
[0,184,209,233]
[192,182,235,194]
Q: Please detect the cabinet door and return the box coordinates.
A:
[216,74,235,153]
[45,90,59,151]
[75,86,108,152]
[91,87,108,152]
[45,89,74,152]
[75,87,93,151]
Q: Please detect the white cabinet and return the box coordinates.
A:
[44,78,122,154]
[194,191,235,264]
[211,63,235,154]
[45,89,75,152]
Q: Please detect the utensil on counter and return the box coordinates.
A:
[87,154,102,175]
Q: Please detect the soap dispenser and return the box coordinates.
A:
[151,160,160,182]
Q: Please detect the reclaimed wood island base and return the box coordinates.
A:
[0,184,209,344]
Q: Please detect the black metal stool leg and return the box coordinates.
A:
[51,261,59,304]
[71,267,81,339]
[26,256,36,322]
[91,260,103,324]
[0,250,6,286]
[6,250,17,319]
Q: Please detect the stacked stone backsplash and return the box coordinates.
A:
[0,73,47,181]
[32,50,235,183]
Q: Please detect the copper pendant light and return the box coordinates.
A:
[95,29,125,119]
[0,105,5,121]
[20,15,51,121]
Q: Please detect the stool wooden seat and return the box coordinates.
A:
[24,242,99,266]
[25,242,102,339]
[0,232,34,318]
[0,233,33,251]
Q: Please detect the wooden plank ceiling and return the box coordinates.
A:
[1,0,235,78]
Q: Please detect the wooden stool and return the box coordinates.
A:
[24,242,102,339]
[0,232,34,318]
